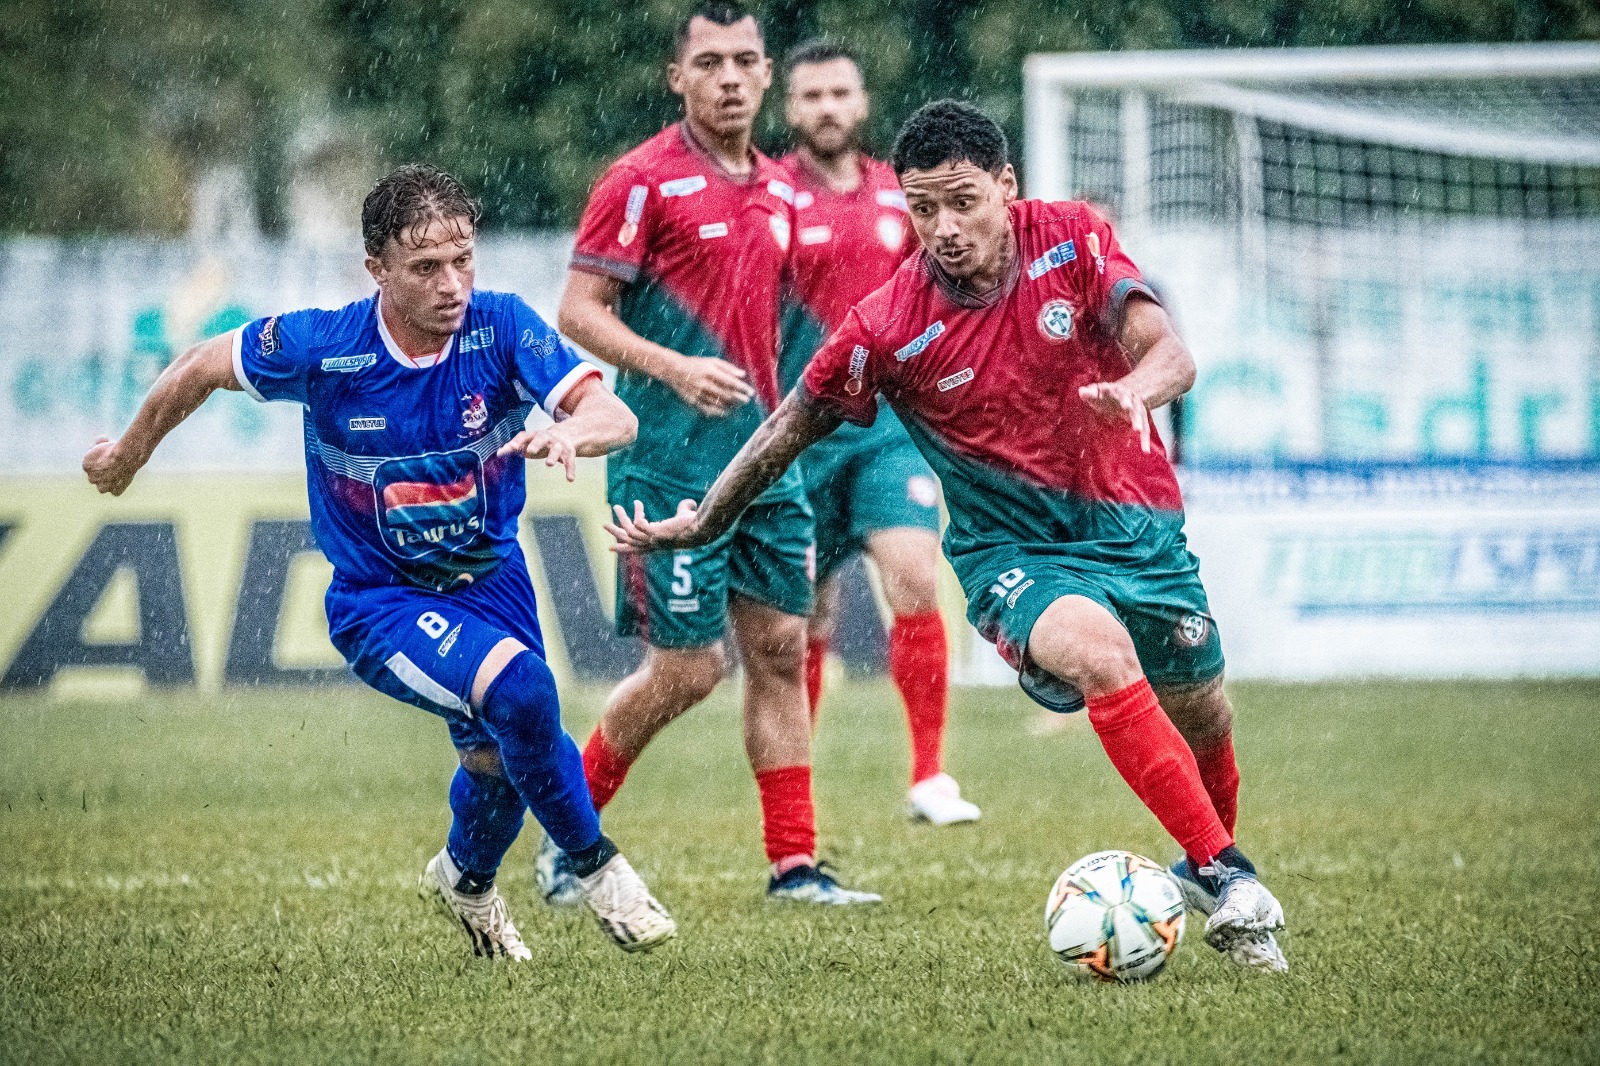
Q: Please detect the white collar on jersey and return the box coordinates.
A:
[376,293,457,369]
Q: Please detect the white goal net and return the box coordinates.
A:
[1023,44,1600,465]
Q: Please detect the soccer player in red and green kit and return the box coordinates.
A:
[608,100,1290,970]
[777,41,979,826]
[541,1,879,906]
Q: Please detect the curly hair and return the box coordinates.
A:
[361,164,482,257]
[891,99,1008,176]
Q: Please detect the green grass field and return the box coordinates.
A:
[2,677,1597,1065]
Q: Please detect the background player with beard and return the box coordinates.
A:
[82,164,677,960]
[607,100,1292,972]
[777,41,980,827]
[545,1,879,906]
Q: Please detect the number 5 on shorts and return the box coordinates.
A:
[671,553,694,597]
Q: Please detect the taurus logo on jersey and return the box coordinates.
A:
[372,450,490,568]
[1037,299,1075,342]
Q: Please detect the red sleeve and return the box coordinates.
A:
[1080,206,1159,335]
[571,163,653,283]
[799,306,883,428]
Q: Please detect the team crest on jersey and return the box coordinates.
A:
[769,213,791,251]
[907,475,938,508]
[1037,299,1075,342]
[460,393,488,434]
[877,215,905,251]
[1175,613,1210,647]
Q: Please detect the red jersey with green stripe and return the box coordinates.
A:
[776,152,916,453]
[572,122,801,496]
[800,199,1182,565]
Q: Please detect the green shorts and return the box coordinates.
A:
[801,430,941,583]
[613,475,815,649]
[956,536,1224,713]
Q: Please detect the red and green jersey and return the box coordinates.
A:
[776,152,915,452]
[572,122,800,494]
[800,199,1183,564]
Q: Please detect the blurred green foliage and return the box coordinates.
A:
[2,0,1596,234]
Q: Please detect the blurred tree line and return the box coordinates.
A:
[3,0,1596,234]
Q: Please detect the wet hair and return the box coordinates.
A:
[361,164,481,257]
[784,38,858,78]
[674,1,762,59]
[891,99,1009,176]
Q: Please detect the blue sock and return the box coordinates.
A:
[445,765,524,891]
[477,651,602,855]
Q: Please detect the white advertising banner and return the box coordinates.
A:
[1181,463,1600,679]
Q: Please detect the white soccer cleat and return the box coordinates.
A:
[908,772,982,826]
[766,862,884,905]
[1202,863,1288,973]
[419,849,532,962]
[579,854,677,952]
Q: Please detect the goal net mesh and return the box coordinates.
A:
[1050,68,1600,464]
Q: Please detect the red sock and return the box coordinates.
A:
[805,637,828,726]
[754,764,816,866]
[1191,735,1240,836]
[582,729,633,811]
[1086,678,1232,865]
[889,610,948,785]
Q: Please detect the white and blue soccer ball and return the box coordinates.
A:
[1045,850,1186,983]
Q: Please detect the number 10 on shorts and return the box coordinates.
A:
[990,568,1035,610]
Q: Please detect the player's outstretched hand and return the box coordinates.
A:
[499,427,579,481]
[83,437,140,496]
[1078,381,1151,453]
[667,356,755,418]
[604,500,704,553]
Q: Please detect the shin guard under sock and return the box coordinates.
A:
[1086,678,1233,865]
[445,765,525,890]
[754,764,816,867]
[1191,734,1240,837]
[478,651,602,855]
[582,728,633,811]
[889,610,948,785]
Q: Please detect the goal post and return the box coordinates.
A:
[1022,43,1600,465]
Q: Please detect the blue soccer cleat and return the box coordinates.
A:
[534,832,584,908]
[1169,856,1221,916]
[767,862,883,905]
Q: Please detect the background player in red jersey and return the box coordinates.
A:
[546,2,879,906]
[607,100,1290,972]
[778,42,979,827]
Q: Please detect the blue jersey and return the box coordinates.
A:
[233,290,599,591]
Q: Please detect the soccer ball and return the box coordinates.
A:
[1045,850,1186,983]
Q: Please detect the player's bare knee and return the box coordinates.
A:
[1029,597,1143,698]
[646,643,726,706]
[741,627,807,687]
[457,744,505,777]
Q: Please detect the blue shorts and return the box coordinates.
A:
[326,546,549,750]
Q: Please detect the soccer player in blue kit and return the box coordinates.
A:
[82,164,677,959]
